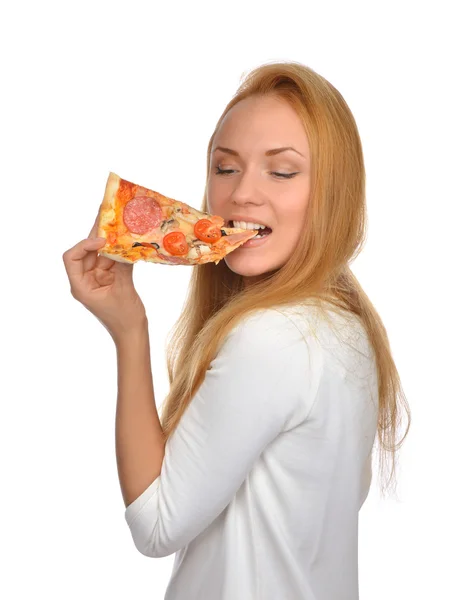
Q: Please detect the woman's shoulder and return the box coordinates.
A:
[272,302,375,371]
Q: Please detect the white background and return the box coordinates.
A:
[1,0,449,598]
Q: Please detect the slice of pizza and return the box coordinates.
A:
[97,172,261,266]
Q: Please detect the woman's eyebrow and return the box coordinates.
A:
[213,146,307,159]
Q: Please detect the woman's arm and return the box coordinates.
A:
[115,320,166,508]
[122,309,318,558]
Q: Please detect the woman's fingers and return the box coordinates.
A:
[96,254,115,271]
[64,206,134,300]
[63,237,106,289]
[83,238,115,271]
[83,210,105,271]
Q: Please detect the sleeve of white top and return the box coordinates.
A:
[123,308,322,558]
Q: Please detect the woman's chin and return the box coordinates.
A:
[224,258,260,276]
[224,256,272,279]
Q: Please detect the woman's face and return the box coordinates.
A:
[207,94,311,287]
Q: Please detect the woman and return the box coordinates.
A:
[63,61,411,600]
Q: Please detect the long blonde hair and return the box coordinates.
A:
[159,61,411,499]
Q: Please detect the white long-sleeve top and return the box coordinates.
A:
[124,305,379,600]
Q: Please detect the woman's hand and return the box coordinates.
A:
[63,213,147,343]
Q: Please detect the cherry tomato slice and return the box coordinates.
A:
[163,231,189,256]
[194,219,222,243]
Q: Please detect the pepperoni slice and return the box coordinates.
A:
[123,196,162,234]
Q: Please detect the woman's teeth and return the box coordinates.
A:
[232,220,267,230]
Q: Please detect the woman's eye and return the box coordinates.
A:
[214,166,299,179]
[215,167,235,175]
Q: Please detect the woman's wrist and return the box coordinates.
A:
[112,316,149,350]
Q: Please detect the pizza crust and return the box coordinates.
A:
[97,172,120,238]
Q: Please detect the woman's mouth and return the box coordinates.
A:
[228,221,272,236]
[243,230,273,248]
[227,221,273,248]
